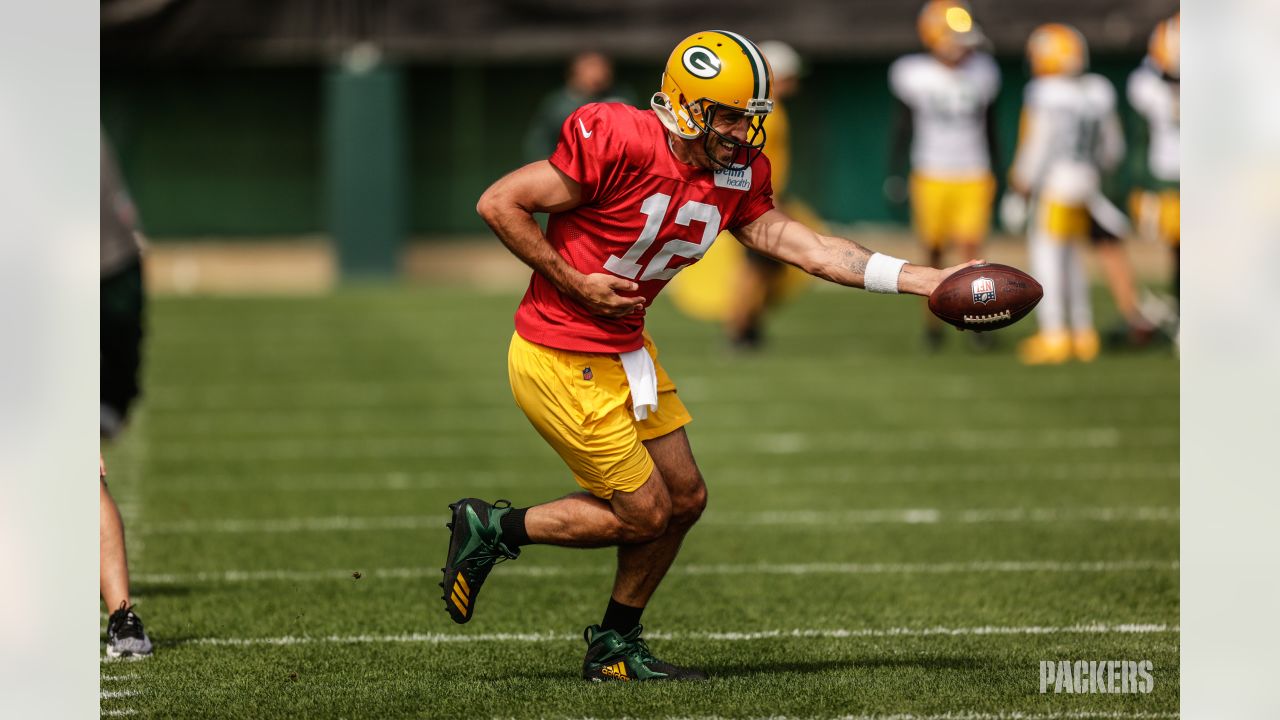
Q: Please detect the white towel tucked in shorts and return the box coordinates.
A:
[618,347,659,421]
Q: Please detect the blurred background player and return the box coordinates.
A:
[101,132,153,659]
[888,0,1001,351]
[724,40,819,350]
[667,41,816,350]
[1128,13,1180,330]
[523,51,635,163]
[1004,23,1125,365]
[102,131,146,442]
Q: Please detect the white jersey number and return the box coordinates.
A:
[604,193,722,281]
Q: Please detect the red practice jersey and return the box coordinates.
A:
[513,102,775,353]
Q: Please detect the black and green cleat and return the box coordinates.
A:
[440,498,520,624]
[581,624,708,682]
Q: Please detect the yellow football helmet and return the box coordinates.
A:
[917,0,984,61]
[652,30,773,169]
[1149,13,1180,80]
[1026,23,1088,77]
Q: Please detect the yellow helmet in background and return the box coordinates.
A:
[1149,13,1180,80]
[652,30,773,169]
[917,0,984,61]
[1026,23,1088,77]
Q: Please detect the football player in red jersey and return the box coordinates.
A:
[444,30,975,682]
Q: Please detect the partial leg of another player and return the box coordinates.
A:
[1020,208,1073,365]
[101,470,153,659]
[922,245,946,351]
[726,253,780,351]
[911,175,948,352]
[1064,241,1099,361]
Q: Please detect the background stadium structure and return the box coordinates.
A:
[102,0,1178,247]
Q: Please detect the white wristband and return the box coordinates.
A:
[864,252,908,294]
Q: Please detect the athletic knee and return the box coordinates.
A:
[624,498,670,542]
[670,475,708,528]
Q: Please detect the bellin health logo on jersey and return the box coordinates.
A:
[713,166,752,191]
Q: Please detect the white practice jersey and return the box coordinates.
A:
[1010,73,1124,204]
[889,52,1001,177]
[1127,63,1180,183]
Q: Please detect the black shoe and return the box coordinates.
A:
[105,604,153,659]
[440,498,519,624]
[582,624,708,682]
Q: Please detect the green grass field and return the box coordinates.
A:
[100,282,1178,718]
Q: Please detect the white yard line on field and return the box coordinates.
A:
[173,623,1178,648]
[134,506,1179,535]
[142,460,1179,493]
[134,560,1179,585]
[100,690,141,699]
[99,674,139,682]
[101,710,138,717]
[143,427,1177,462]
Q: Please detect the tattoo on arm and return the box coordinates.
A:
[839,240,872,278]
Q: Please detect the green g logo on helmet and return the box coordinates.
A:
[681,46,722,79]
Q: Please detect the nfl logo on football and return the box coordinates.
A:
[971,276,997,305]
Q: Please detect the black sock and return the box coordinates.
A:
[498,507,531,548]
[601,597,645,635]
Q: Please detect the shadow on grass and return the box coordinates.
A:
[705,654,989,679]
[505,654,988,682]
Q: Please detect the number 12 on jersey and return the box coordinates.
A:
[604,193,722,282]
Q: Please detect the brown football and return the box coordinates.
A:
[927,263,1042,332]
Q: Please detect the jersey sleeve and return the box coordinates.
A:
[1009,83,1049,191]
[975,53,1002,101]
[888,56,917,104]
[548,103,627,204]
[1127,66,1161,118]
[730,154,776,229]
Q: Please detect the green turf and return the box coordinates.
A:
[101,283,1178,718]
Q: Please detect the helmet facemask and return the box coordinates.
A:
[690,99,770,171]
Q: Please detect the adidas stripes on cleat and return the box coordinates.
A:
[440,498,519,624]
[581,624,707,682]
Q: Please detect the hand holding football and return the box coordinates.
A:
[927,263,1042,332]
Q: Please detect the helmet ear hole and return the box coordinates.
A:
[650,91,699,139]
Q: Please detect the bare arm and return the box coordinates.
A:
[476,160,644,317]
[734,208,975,296]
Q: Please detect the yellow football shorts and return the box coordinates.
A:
[507,331,692,500]
[1130,189,1180,247]
[1040,199,1092,241]
[909,173,996,249]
